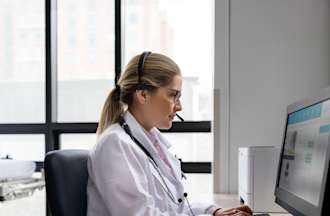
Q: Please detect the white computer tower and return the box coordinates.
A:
[238,146,286,213]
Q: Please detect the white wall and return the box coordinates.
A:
[214,0,330,193]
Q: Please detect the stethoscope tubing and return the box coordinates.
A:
[119,117,183,205]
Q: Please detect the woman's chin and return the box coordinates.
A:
[158,121,172,130]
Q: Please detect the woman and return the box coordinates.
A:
[87,52,252,216]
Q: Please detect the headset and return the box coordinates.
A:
[118,52,195,215]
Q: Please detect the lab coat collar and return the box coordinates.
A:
[124,111,157,155]
[148,129,182,182]
[124,111,171,150]
[149,127,172,149]
[123,111,183,184]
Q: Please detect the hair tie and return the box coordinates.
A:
[115,84,121,101]
[115,84,120,92]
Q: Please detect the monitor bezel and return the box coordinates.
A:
[274,87,330,216]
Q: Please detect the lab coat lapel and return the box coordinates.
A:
[123,112,182,194]
[124,112,182,184]
[151,129,183,184]
[124,112,159,160]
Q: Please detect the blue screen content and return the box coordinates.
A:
[279,99,330,206]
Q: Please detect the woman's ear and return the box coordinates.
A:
[134,90,148,105]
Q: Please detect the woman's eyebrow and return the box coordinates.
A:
[166,87,181,92]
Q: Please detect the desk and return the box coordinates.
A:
[190,193,291,216]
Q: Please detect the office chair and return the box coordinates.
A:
[44,149,89,216]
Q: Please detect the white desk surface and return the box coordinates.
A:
[190,193,291,216]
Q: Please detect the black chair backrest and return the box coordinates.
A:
[44,149,89,216]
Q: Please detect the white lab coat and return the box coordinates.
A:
[87,111,217,216]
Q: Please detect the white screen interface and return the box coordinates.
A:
[279,99,330,206]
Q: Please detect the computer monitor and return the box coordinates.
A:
[275,88,330,216]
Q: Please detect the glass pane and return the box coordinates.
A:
[165,133,213,161]
[0,135,45,161]
[0,173,46,216]
[123,0,214,121]
[0,0,45,123]
[183,174,213,198]
[57,0,115,122]
[60,133,212,161]
[60,133,97,150]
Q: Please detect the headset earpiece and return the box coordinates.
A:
[136,51,152,89]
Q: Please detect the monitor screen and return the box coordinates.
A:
[275,93,330,216]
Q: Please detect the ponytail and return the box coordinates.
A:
[96,87,124,135]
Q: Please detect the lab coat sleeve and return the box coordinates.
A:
[88,132,191,216]
[188,202,219,215]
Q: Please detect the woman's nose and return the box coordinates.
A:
[175,100,182,111]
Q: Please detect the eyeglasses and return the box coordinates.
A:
[163,87,181,104]
[135,84,182,104]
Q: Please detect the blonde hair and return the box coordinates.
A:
[96,52,181,135]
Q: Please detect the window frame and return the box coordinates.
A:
[0,0,212,172]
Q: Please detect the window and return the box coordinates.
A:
[57,0,115,122]
[183,174,213,197]
[123,0,214,121]
[0,135,44,160]
[0,0,45,123]
[0,1,214,215]
[165,133,212,161]
[60,133,97,150]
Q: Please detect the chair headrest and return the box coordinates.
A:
[45,149,89,216]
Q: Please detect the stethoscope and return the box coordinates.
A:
[118,116,195,216]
